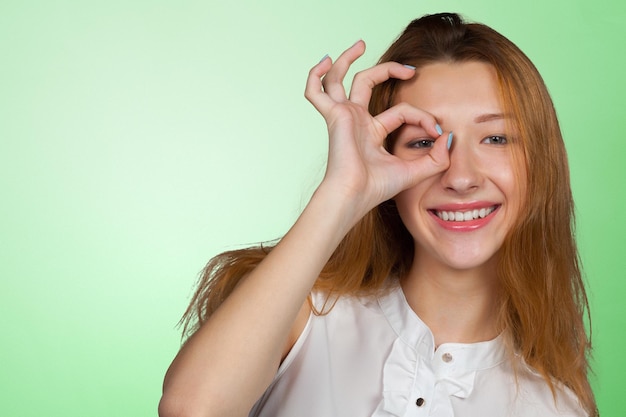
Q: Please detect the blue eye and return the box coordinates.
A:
[407,139,435,149]
[482,135,507,145]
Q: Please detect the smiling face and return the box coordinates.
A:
[392,61,526,273]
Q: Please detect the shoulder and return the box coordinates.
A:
[512,361,588,417]
[310,286,394,313]
[294,287,405,352]
[282,286,392,362]
[466,343,588,416]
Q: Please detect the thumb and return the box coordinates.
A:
[403,132,451,188]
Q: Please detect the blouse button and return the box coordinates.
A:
[416,397,425,407]
[442,352,453,363]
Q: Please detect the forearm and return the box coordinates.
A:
[159,39,449,416]
[159,184,361,417]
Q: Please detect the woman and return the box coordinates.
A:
[159,13,597,417]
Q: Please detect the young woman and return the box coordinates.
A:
[159,13,597,417]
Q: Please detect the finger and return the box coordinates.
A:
[304,54,335,114]
[348,62,416,107]
[374,102,442,140]
[321,40,366,101]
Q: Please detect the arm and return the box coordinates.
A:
[158,40,450,417]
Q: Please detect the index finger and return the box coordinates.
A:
[374,102,442,141]
[348,62,416,107]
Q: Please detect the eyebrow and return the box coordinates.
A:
[474,113,508,123]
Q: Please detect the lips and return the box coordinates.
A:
[434,205,497,222]
[428,204,500,231]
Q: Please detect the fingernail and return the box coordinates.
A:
[319,54,329,64]
[435,124,443,135]
[352,39,363,47]
[403,64,416,70]
[447,132,453,150]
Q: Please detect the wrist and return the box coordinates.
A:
[307,182,372,237]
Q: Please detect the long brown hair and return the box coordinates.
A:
[181,13,596,415]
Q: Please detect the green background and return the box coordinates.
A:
[1,0,623,415]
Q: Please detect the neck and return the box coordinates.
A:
[401,254,501,347]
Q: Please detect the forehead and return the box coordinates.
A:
[395,61,502,119]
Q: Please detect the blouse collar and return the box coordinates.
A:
[377,283,506,373]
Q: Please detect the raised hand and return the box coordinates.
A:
[305,40,450,218]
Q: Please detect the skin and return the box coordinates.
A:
[158,42,524,417]
[392,61,525,345]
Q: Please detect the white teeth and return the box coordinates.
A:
[436,206,496,222]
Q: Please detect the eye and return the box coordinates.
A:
[482,135,508,145]
[406,139,435,149]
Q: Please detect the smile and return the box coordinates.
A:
[434,205,498,222]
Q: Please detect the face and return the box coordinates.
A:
[392,61,525,273]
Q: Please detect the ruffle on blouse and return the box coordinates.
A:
[372,285,506,417]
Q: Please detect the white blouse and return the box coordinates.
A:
[249,285,586,417]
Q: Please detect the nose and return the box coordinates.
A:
[440,137,482,194]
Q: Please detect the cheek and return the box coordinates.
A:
[393,181,433,229]
[503,143,528,210]
[393,190,412,221]
[492,157,525,215]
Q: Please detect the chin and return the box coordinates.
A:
[432,249,500,272]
